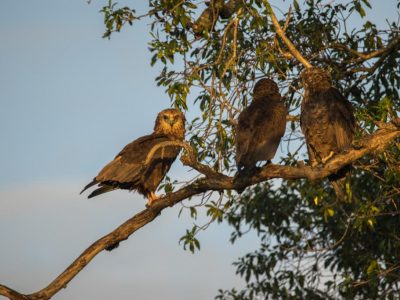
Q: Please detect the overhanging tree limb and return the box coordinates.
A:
[330,36,400,62]
[263,0,313,68]
[0,285,28,300]
[0,122,399,300]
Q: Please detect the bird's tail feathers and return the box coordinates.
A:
[87,185,116,199]
[234,165,259,194]
[328,165,351,182]
[80,178,98,194]
[330,179,347,200]
[329,166,352,202]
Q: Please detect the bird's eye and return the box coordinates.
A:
[163,115,168,120]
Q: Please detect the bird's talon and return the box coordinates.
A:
[297,160,306,167]
[321,151,335,164]
[146,192,157,207]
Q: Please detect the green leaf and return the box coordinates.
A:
[293,0,300,12]
[367,260,378,275]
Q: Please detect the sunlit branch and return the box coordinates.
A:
[262,0,313,69]
[331,36,400,62]
[0,121,399,300]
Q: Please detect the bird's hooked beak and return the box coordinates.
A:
[163,114,176,127]
[166,117,175,126]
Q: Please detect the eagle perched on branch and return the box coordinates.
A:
[191,0,242,36]
[300,68,356,198]
[236,78,287,171]
[81,108,185,206]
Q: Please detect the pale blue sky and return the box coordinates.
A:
[0,1,398,299]
[0,1,168,186]
[0,1,254,299]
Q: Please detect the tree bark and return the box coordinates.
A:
[0,123,399,300]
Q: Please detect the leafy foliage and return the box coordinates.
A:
[99,0,400,298]
[100,0,136,38]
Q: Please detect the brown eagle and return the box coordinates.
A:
[300,68,355,198]
[236,78,287,171]
[81,108,185,206]
[190,0,242,36]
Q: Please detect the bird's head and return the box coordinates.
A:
[154,108,186,139]
[301,67,332,93]
[252,78,280,101]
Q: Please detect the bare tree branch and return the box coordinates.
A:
[331,36,400,62]
[0,122,399,300]
[287,114,300,122]
[0,285,28,300]
[263,0,313,69]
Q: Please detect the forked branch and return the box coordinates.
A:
[331,36,400,62]
[263,0,313,68]
[0,122,399,300]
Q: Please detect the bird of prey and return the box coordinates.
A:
[190,0,242,36]
[300,67,355,198]
[236,78,287,171]
[81,108,186,206]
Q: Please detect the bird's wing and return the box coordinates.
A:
[236,100,287,167]
[327,88,356,151]
[115,134,163,160]
[235,107,254,166]
[249,102,286,158]
[236,109,249,155]
[95,133,175,184]
[301,96,335,161]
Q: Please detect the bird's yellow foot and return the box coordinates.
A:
[146,192,159,207]
[321,151,335,164]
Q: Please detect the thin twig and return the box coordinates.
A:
[0,124,399,300]
[263,0,312,68]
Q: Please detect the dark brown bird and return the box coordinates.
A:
[219,0,242,19]
[236,78,287,171]
[300,67,356,198]
[191,0,222,36]
[81,108,185,206]
[190,0,242,36]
